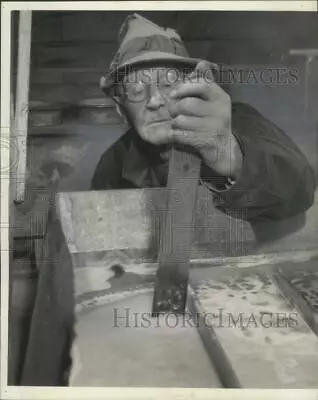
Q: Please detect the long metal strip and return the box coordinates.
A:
[152,147,201,314]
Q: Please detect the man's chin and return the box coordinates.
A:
[140,122,172,145]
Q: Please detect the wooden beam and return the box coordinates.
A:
[190,268,318,388]
[274,260,318,336]
[13,11,32,202]
[289,48,318,121]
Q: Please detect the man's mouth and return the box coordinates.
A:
[147,119,170,126]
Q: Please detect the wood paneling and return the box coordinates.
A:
[30,36,315,70]
[31,42,117,68]
[28,68,106,84]
[30,11,318,44]
[29,83,110,104]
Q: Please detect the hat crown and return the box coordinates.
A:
[118,13,182,44]
[102,13,199,92]
[110,13,189,70]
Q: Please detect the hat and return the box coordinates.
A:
[100,13,202,93]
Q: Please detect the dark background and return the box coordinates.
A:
[11,11,318,191]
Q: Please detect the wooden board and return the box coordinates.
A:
[275,258,318,336]
[31,42,116,68]
[31,12,317,44]
[189,266,318,388]
[57,188,255,260]
[20,201,75,386]
[57,189,318,261]
[30,41,290,68]
[13,11,32,202]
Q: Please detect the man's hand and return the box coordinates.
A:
[168,61,243,180]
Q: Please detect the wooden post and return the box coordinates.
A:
[289,49,318,122]
[13,11,32,203]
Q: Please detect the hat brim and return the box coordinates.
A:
[101,51,202,90]
[119,51,201,69]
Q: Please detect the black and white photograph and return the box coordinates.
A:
[1,1,318,398]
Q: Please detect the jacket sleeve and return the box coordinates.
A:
[201,102,316,221]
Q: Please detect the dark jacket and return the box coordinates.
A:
[91,102,316,222]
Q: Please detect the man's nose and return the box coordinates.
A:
[146,86,166,110]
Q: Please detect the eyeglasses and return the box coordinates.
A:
[116,69,190,104]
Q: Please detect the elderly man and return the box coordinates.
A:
[91,13,315,222]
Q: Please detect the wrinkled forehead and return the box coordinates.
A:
[122,65,193,84]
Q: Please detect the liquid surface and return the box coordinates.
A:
[69,290,221,387]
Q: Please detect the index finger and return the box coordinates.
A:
[170,80,221,101]
[190,60,217,83]
[170,61,217,100]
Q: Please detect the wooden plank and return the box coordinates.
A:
[152,149,201,314]
[30,40,287,68]
[61,12,126,42]
[57,188,318,259]
[274,259,318,336]
[177,11,318,42]
[31,42,116,68]
[28,67,107,84]
[28,122,125,137]
[21,213,74,385]
[8,267,37,384]
[288,52,318,122]
[186,40,284,64]
[275,274,318,337]
[190,267,318,388]
[20,173,75,386]
[31,13,62,43]
[57,188,255,260]
[13,11,32,202]
[187,286,241,388]
[12,168,60,246]
[28,105,123,128]
[29,83,116,105]
[30,12,317,43]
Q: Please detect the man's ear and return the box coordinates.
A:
[115,103,128,124]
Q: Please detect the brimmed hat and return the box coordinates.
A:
[100,13,201,93]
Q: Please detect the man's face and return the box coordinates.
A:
[118,66,187,145]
